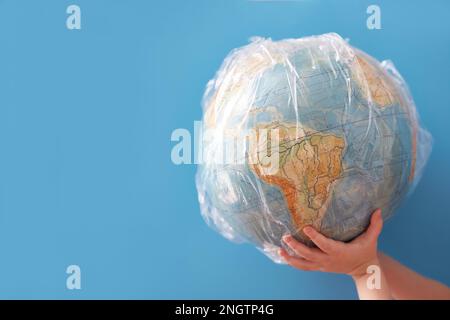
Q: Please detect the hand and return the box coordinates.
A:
[279,209,383,278]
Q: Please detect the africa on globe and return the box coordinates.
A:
[196,33,431,263]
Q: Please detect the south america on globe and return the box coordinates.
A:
[196,33,431,263]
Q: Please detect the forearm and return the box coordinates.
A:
[379,252,450,300]
[351,257,392,300]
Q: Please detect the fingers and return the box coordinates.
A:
[364,209,383,242]
[279,248,319,271]
[282,235,325,261]
[302,226,338,253]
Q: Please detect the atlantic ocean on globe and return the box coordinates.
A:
[196,33,431,263]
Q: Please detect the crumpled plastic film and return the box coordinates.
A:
[196,33,432,263]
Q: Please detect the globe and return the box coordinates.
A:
[196,33,431,263]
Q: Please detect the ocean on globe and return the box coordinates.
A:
[196,33,431,263]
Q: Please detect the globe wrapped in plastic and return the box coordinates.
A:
[196,33,431,263]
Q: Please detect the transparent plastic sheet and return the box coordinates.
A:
[196,33,432,263]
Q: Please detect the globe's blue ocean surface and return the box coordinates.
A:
[196,33,431,262]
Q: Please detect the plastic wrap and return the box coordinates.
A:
[196,33,432,263]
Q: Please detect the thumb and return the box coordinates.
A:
[364,208,383,242]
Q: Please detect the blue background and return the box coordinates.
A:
[0,0,449,299]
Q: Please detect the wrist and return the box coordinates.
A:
[350,256,381,280]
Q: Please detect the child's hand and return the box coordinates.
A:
[279,209,383,278]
